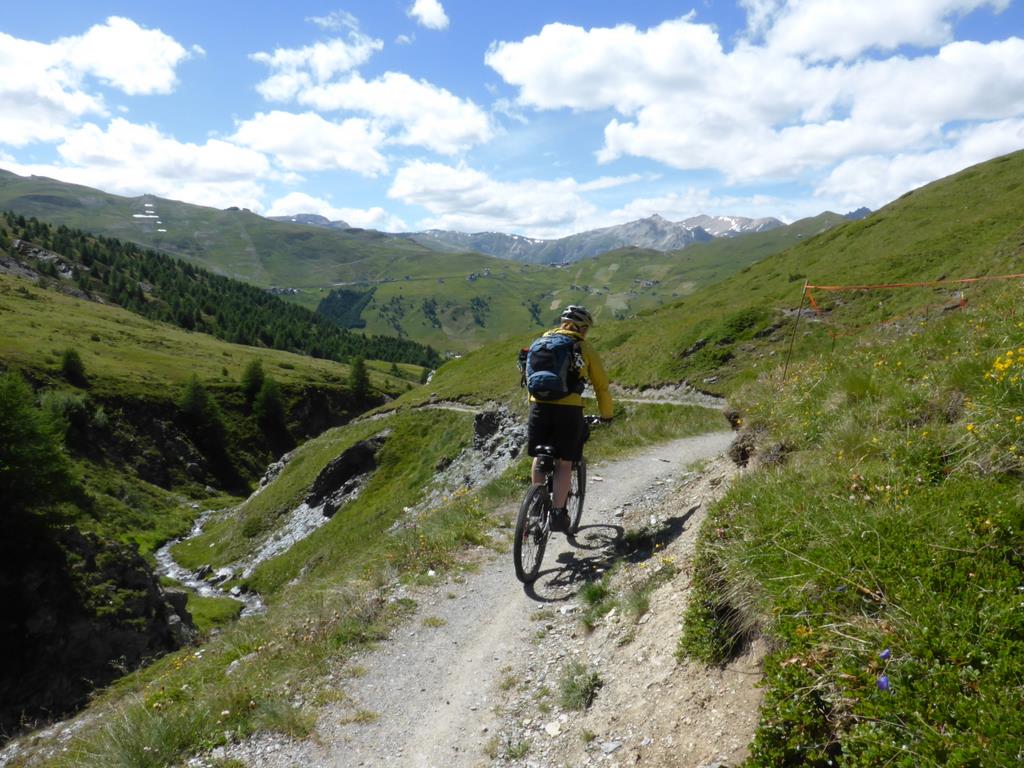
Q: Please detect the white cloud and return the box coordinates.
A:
[395,34,416,45]
[3,118,273,210]
[0,17,194,148]
[232,111,387,176]
[253,22,490,155]
[388,160,614,237]
[817,118,1024,207]
[764,0,1011,61]
[251,35,383,101]
[408,0,449,30]
[298,72,494,154]
[57,16,192,95]
[487,13,1024,185]
[267,191,408,231]
[486,19,725,114]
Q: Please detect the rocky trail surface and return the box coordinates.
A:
[208,429,765,768]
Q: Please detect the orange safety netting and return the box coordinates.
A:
[781,271,1024,380]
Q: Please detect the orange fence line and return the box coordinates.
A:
[806,272,1024,292]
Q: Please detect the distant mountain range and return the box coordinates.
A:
[273,212,788,264]
[406,213,785,263]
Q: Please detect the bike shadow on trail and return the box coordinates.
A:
[522,502,705,603]
[522,523,624,603]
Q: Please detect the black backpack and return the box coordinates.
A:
[524,334,585,400]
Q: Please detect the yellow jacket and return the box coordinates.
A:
[528,328,614,419]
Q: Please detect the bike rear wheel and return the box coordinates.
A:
[568,457,587,534]
[514,484,549,583]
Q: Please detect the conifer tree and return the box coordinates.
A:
[178,374,225,450]
[60,348,88,387]
[253,376,286,434]
[349,356,370,400]
[0,372,72,513]
[240,359,264,404]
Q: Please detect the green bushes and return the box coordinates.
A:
[558,660,603,710]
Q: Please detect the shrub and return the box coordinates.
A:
[61,347,88,386]
[40,389,90,436]
[558,660,603,710]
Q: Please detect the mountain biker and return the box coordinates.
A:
[526,305,613,532]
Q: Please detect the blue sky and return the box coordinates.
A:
[1,1,1023,236]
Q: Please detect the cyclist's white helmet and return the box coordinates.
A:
[560,305,594,329]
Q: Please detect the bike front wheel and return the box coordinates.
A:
[514,484,549,583]
[568,457,587,534]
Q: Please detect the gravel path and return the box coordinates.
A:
[226,430,737,768]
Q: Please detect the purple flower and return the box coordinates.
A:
[877,675,891,692]
[879,648,892,661]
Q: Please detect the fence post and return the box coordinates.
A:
[782,283,808,383]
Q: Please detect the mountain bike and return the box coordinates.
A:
[513,417,598,583]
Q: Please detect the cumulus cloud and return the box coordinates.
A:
[58,16,193,95]
[253,20,491,155]
[817,118,1024,207]
[251,35,383,101]
[486,10,1024,187]
[763,0,1011,61]
[232,111,387,176]
[3,118,273,210]
[0,18,194,147]
[408,0,450,30]
[267,191,408,231]
[296,72,493,154]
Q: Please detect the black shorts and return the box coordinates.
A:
[527,403,585,461]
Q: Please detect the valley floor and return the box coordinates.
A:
[203,430,763,768]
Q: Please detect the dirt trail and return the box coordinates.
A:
[216,430,761,768]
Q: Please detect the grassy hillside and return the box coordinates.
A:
[596,150,1024,392]
[683,280,1024,764]
[1,213,439,367]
